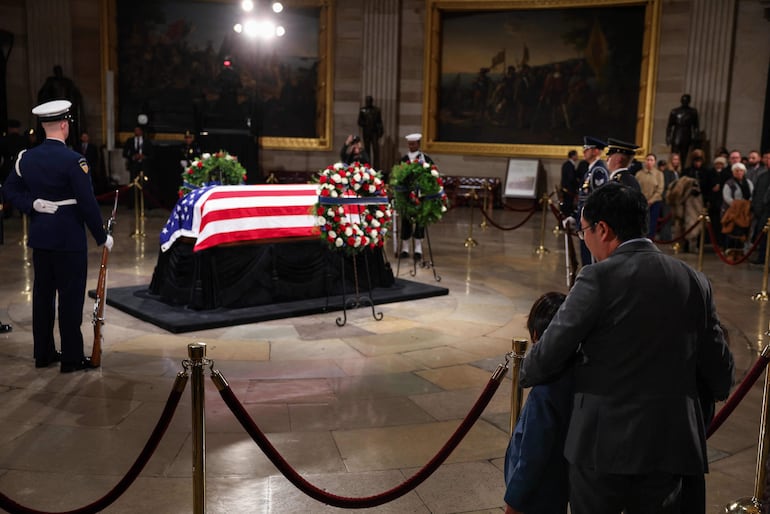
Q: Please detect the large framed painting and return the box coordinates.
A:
[423,0,660,158]
[103,0,333,150]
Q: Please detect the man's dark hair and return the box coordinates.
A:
[527,291,566,341]
[568,150,578,159]
[582,182,648,242]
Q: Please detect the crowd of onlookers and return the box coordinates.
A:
[564,146,770,262]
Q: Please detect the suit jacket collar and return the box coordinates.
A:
[611,238,658,257]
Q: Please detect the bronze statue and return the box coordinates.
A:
[666,94,700,161]
[357,95,383,168]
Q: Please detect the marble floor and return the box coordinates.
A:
[0,204,765,513]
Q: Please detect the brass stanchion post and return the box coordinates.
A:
[464,189,478,248]
[131,172,146,238]
[535,194,550,255]
[697,210,708,272]
[509,338,529,435]
[753,220,770,301]
[188,342,207,514]
[552,187,563,236]
[480,180,488,231]
[725,345,770,514]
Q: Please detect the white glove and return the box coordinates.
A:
[33,199,58,214]
[562,216,576,230]
[104,235,114,251]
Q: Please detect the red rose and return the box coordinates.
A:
[320,189,330,197]
[242,174,247,181]
[196,161,203,168]
[317,207,325,215]
[334,215,341,222]
[178,190,184,198]
[347,236,355,246]
[319,176,327,184]
[187,169,193,175]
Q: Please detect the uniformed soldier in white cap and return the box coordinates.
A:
[2,99,113,372]
[397,133,435,261]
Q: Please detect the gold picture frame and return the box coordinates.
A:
[422,0,660,158]
[101,0,333,151]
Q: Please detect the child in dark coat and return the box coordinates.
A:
[504,292,572,514]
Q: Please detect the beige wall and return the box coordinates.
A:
[1,0,768,191]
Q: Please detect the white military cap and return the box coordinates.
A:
[32,99,72,121]
[405,133,422,142]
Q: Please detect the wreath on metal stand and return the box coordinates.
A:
[313,162,393,325]
[389,160,448,281]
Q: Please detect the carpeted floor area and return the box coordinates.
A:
[90,279,449,333]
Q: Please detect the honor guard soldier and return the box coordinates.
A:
[2,99,113,372]
[606,138,642,192]
[398,133,435,261]
[180,129,202,169]
[575,136,609,266]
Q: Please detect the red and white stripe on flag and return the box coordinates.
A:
[192,184,320,251]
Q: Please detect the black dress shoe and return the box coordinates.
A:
[413,252,422,262]
[400,251,409,258]
[0,323,12,333]
[35,351,61,368]
[60,357,99,373]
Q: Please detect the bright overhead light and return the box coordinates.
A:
[241,0,254,12]
[276,25,285,37]
[243,18,277,39]
[272,2,283,13]
[233,23,243,34]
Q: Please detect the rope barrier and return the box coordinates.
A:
[652,217,703,245]
[94,184,132,203]
[707,348,770,439]
[477,202,538,231]
[501,200,538,212]
[212,365,506,509]
[0,373,188,514]
[705,221,766,266]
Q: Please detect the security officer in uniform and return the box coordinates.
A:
[180,129,202,169]
[575,136,609,266]
[606,138,642,192]
[2,100,113,372]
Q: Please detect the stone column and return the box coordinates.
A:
[682,0,736,156]
[25,0,73,104]
[360,0,400,173]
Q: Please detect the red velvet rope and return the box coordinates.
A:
[478,202,538,231]
[652,217,703,245]
[707,351,770,438]
[0,374,188,514]
[215,372,504,509]
[94,184,132,202]
[501,200,538,212]
[705,220,766,266]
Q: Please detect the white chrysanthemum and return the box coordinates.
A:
[327,208,335,216]
[342,178,349,185]
[375,210,384,218]
[317,216,327,225]
[334,162,344,170]
[202,153,211,160]
[335,238,343,247]
[368,185,376,193]
[330,191,339,198]
[226,154,234,161]
[431,169,439,177]
[423,162,430,168]
[371,219,381,228]
[441,205,447,212]
[328,230,336,239]
[354,172,362,182]
[345,227,353,237]
[353,183,361,190]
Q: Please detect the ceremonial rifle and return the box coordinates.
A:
[91,190,118,366]
[563,217,579,289]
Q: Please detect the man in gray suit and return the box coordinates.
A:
[520,183,734,514]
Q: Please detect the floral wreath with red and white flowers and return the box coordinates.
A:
[314,161,392,255]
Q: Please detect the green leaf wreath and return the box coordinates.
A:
[390,161,449,226]
[179,150,248,197]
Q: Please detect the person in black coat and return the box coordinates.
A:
[3,100,113,372]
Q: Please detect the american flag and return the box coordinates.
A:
[160,184,320,252]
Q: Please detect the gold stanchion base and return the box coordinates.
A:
[534,245,550,255]
[672,242,681,254]
[752,291,769,302]
[464,237,478,248]
[552,225,563,236]
[725,497,761,514]
[130,232,146,238]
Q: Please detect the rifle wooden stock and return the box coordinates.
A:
[91,191,118,366]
